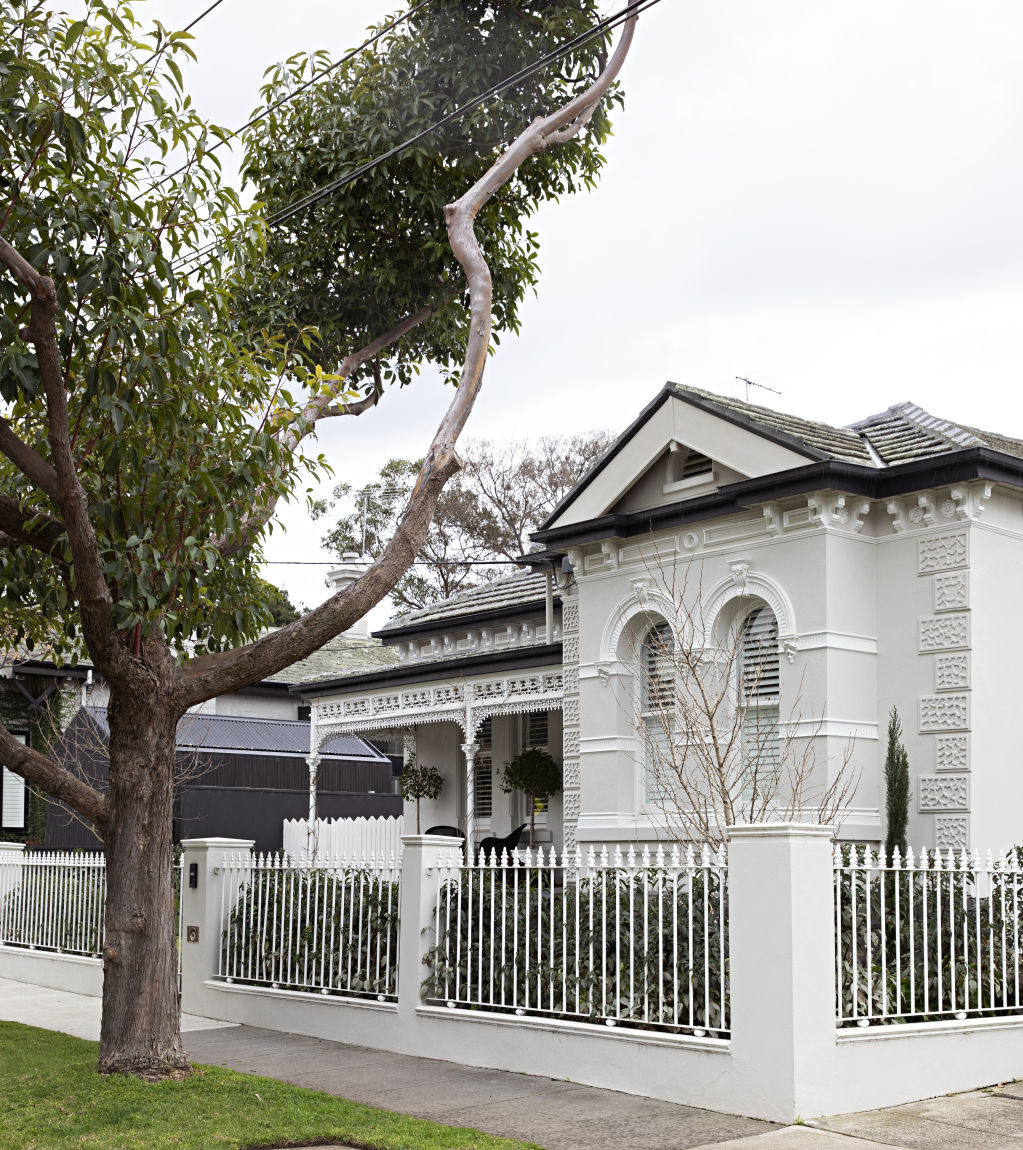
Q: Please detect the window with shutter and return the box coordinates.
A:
[641,622,675,801]
[738,605,780,784]
[2,733,28,831]
[474,718,493,818]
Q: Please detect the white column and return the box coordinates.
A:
[726,822,837,1123]
[179,837,255,1019]
[461,741,478,848]
[396,834,463,1022]
[305,752,320,858]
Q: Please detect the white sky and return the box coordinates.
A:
[84,1,1023,619]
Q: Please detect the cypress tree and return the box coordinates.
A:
[884,706,911,862]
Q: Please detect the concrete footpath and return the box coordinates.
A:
[3,978,1023,1149]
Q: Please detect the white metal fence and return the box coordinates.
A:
[835,844,1023,1025]
[425,843,729,1037]
[217,852,401,1001]
[0,850,106,957]
[282,815,404,864]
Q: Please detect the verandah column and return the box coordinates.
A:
[726,823,837,1122]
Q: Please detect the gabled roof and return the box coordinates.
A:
[374,571,559,639]
[539,384,1023,534]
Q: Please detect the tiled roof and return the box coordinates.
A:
[80,706,387,759]
[677,386,1019,469]
[265,632,399,684]
[375,571,558,635]
[671,385,874,465]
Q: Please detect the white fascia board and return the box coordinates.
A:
[546,394,815,531]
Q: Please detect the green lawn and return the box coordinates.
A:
[0,1022,542,1150]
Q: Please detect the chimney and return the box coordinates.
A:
[327,552,370,639]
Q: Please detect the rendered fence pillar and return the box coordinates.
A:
[179,837,254,1018]
[727,823,836,1123]
[0,842,25,936]
[397,834,463,1022]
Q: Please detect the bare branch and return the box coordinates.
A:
[175,17,638,705]
[0,724,107,830]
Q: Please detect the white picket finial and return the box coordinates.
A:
[641,844,651,869]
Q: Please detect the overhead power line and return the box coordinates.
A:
[174,0,653,273]
[153,0,433,189]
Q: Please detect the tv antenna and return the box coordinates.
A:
[736,376,781,403]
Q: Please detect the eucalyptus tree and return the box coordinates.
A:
[0,0,635,1076]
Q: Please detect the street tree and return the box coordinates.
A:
[316,433,614,610]
[0,0,636,1077]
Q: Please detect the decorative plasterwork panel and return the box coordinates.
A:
[563,697,580,726]
[935,654,970,691]
[918,532,968,574]
[920,694,970,732]
[562,601,579,635]
[919,774,970,812]
[935,735,969,772]
[934,572,969,613]
[935,816,969,852]
[702,514,766,547]
[919,614,970,652]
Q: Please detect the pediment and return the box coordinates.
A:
[544,389,818,530]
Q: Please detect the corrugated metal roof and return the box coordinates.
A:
[79,706,387,760]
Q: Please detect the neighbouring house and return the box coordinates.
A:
[3,557,402,846]
[45,706,399,852]
[299,383,1023,854]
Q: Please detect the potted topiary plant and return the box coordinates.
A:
[398,754,444,834]
[499,747,561,848]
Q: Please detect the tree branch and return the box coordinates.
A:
[0,725,107,831]
[0,235,130,682]
[0,493,66,558]
[0,415,60,500]
[174,15,638,705]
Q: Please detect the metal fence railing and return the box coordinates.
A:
[425,843,729,1037]
[0,850,106,957]
[217,853,401,1001]
[835,844,1023,1026]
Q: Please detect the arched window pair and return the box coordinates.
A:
[639,603,780,802]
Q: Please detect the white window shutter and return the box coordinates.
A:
[2,734,27,829]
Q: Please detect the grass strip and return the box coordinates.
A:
[0,1022,542,1150]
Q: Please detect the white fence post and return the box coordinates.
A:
[397,834,462,1021]
[727,823,836,1123]
[179,837,254,1019]
[0,843,25,932]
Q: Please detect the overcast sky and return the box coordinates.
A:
[110,1,1023,618]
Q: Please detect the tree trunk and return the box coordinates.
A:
[98,690,188,1076]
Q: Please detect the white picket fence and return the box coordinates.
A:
[0,850,106,957]
[428,843,729,1036]
[282,815,404,864]
[217,851,401,1000]
[835,844,1023,1025]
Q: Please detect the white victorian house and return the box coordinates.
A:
[300,384,1023,854]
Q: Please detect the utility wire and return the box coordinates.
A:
[173,0,652,273]
[140,0,230,67]
[152,0,432,190]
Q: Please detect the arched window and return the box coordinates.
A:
[738,604,780,784]
[640,621,674,800]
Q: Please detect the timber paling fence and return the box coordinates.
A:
[425,843,730,1036]
[835,844,1023,1025]
[218,852,402,1001]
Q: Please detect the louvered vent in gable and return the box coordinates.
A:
[665,442,715,493]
